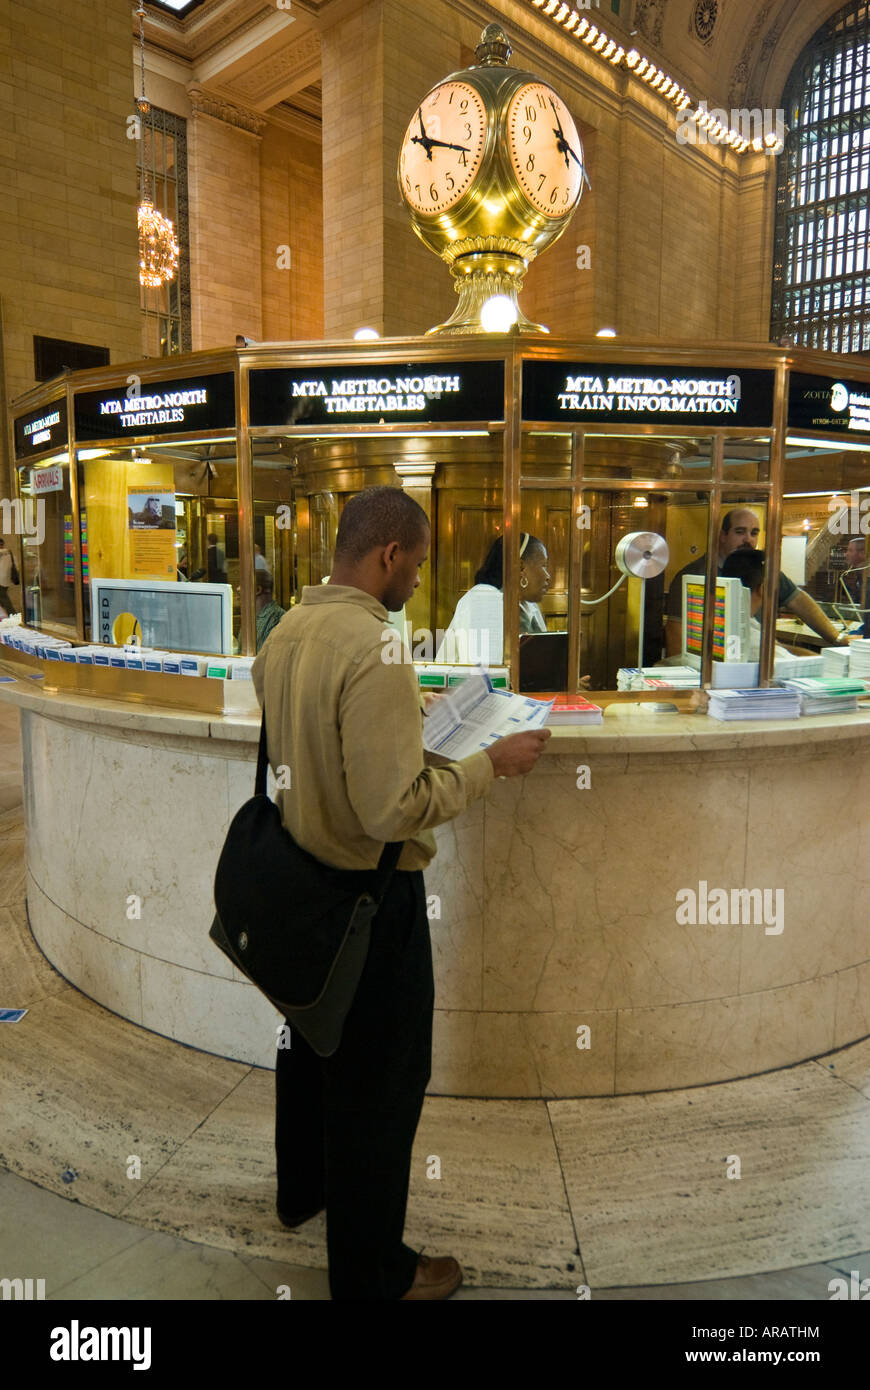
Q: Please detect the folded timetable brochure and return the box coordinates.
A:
[779,676,866,715]
[422,668,554,759]
[707,687,801,721]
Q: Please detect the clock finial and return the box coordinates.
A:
[475,23,511,66]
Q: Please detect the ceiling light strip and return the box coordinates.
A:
[526,0,753,154]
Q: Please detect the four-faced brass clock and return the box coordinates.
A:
[505,82,585,217]
[397,24,589,335]
[399,81,487,215]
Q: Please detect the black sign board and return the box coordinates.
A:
[788,371,870,436]
[522,361,776,427]
[74,372,236,441]
[14,398,68,459]
[249,361,504,427]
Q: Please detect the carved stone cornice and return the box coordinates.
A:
[229,29,321,106]
[186,83,267,134]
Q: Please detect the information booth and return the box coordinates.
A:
[4,338,870,1097]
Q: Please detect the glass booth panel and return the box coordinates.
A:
[579,491,787,685]
[76,438,240,654]
[15,462,77,630]
[583,434,714,481]
[518,490,571,691]
[783,439,870,629]
[722,437,770,483]
[579,489,706,687]
[251,442,298,652]
[278,430,505,668]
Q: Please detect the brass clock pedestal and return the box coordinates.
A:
[398,23,588,338]
[428,249,548,336]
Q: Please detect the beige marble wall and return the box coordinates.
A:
[9,686,870,1095]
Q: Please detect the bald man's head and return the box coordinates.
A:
[718,509,761,560]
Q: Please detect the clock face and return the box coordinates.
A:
[399,81,487,216]
[507,82,585,217]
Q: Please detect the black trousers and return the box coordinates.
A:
[275,868,434,1300]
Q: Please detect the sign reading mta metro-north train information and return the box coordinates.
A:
[74,373,236,440]
[522,362,776,426]
[249,361,505,426]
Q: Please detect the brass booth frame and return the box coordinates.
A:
[9,336,870,700]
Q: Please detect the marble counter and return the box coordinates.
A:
[3,663,869,1097]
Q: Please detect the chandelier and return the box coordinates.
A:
[136,4,179,289]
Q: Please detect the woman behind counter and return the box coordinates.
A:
[436,533,549,665]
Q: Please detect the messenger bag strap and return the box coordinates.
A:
[372,839,404,902]
[255,706,269,796]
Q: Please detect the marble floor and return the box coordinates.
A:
[1,697,869,1300]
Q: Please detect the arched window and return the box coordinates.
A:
[771,0,870,352]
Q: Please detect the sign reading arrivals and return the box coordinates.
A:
[74,372,236,441]
[522,362,776,427]
[249,361,504,426]
[14,398,68,459]
[789,372,870,435]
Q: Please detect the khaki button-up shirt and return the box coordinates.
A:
[250,584,494,872]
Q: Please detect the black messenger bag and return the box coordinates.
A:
[209,707,402,1057]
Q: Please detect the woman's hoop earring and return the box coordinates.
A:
[520,576,528,589]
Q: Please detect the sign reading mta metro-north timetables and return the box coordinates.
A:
[249,361,505,426]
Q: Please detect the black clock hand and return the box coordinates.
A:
[414,107,435,160]
[549,97,566,141]
[426,138,470,153]
[565,144,591,189]
[548,95,588,178]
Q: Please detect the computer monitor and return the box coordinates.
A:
[91,578,234,655]
[518,631,568,691]
[681,573,751,666]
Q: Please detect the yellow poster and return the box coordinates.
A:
[127,488,177,578]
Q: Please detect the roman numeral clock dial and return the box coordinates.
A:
[399,81,487,214]
[507,82,585,217]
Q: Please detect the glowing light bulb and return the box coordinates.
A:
[481,295,518,333]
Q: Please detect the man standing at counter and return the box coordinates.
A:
[664,507,851,656]
[251,485,549,1302]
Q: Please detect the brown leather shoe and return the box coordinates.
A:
[399,1253,463,1300]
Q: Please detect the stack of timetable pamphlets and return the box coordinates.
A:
[779,677,866,716]
[847,639,870,678]
[616,666,700,691]
[546,696,604,726]
[821,646,851,678]
[772,654,825,680]
[422,669,553,760]
[707,687,801,721]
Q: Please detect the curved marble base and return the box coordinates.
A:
[5,677,870,1096]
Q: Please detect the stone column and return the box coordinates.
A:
[319,0,466,338]
[186,85,266,348]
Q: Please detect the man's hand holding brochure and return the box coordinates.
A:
[422,669,551,776]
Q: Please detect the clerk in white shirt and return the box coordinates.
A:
[436,532,549,666]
